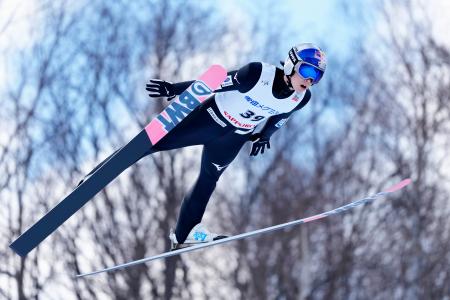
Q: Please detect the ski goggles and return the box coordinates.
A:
[296,63,324,84]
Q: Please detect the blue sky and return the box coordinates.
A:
[222,0,370,61]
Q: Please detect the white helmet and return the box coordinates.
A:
[283,43,327,84]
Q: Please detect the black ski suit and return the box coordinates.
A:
[91,62,311,243]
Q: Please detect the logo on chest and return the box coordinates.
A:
[244,96,279,115]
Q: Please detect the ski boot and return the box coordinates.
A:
[169,223,228,251]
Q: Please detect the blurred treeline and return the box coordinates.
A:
[0,0,449,299]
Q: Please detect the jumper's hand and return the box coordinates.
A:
[249,135,271,156]
[146,79,176,101]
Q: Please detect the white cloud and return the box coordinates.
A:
[0,0,39,101]
[0,1,38,49]
[427,0,450,47]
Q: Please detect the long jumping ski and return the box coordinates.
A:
[10,65,228,257]
[76,178,411,278]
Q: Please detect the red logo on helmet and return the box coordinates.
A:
[314,50,326,68]
[314,50,323,60]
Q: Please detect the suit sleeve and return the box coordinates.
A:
[171,62,262,95]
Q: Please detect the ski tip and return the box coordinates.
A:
[385,178,412,193]
[208,64,227,76]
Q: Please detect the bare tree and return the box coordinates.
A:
[202,1,450,299]
[355,1,450,298]
[52,1,231,299]
[1,0,233,299]
[4,0,449,299]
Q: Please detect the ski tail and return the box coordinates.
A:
[9,130,151,257]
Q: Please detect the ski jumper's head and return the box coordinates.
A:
[283,43,327,93]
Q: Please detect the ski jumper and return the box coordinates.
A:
[159,62,311,243]
[9,44,328,258]
[87,62,311,243]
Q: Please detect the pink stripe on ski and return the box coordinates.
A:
[146,122,166,143]
[384,178,412,193]
[198,65,228,91]
[146,110,172,143]
[145,65,227,145]
[302,214,326,223]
